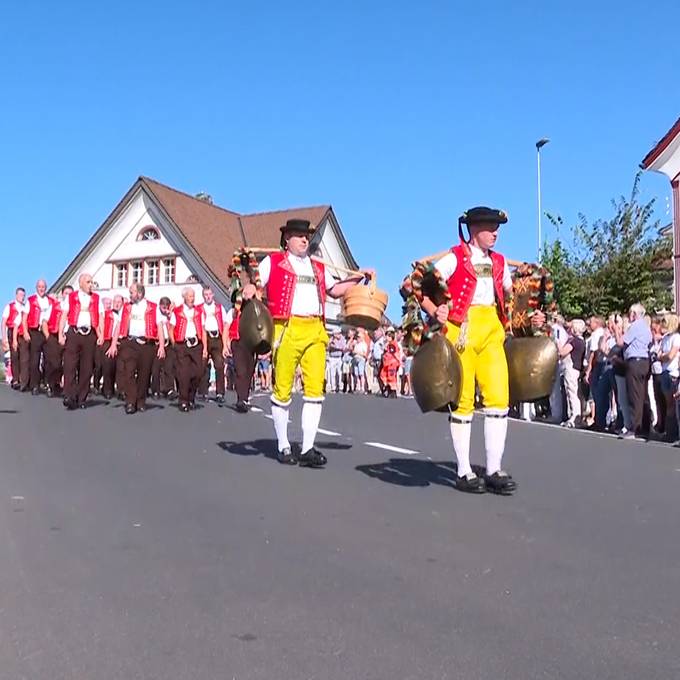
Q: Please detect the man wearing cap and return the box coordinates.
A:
[258,218,371,467]
[420,207,544,495]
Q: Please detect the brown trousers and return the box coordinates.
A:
[63,328,97,404]
[94,340,117,398]
[28,328,47,390]
[199,334,225,395]
[175,342,204,405]
[44,333,64,393]
[118,338,156,408]
[7,328,29,388]
[232,339,256,403]
[151,343,176,394]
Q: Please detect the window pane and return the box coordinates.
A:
[116,264,127,287]
[147,260,159,285]
[131,261,143,283]
[163,258,175,284]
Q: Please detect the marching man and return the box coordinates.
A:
[1,287,30,390]
[196,286,228,404]
[257,218,371,467]
[43,285,72,397]
[419,207,544,495]
[59,273,103,410]
[24,279,54,394]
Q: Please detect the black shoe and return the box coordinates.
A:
[189,401,196,410]
[116,392,125,401]
[79,403,87,409]
[455,474,486,494]
[64,398,78,411]
[20,386,30,393]
[235,401,249,413]
[297,447,327,468]
[31,387,41,396]
[137,403,147,413]
[125,404,137,415]
[151,392,161,399]
[10,382,20,391]
[166,390,177,400]
[179,402,190,413]
[215,394,225,404]
[484,471,517,496]
[277,447,297,465]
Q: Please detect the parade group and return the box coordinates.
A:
[2,208,578,496]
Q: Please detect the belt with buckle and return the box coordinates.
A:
[185,337,199,348]
[76,326,92,335]
[129,336,149,345]
[207,330,220,339]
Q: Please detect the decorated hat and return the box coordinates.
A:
[460,206,508,226]
[280,218,315,248]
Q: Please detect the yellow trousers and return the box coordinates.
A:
[272,317,329,406]
[445,306,509,419]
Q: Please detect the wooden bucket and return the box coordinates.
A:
[341,277,389,331]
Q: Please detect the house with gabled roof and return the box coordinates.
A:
[52,176,360,323]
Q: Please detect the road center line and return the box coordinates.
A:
[317,427,342,436]
[364,442,420,455]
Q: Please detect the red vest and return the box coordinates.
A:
[46,301,62,334]
[228,310,240,340]
[102,310,116,341]
[4,301,22,328]
[446,243,507,325]
[265,252,327,320]
[119,301,159,339]
[197,302,224,333]
[172,305,203,343]
[26,294,55,329]
[66,291,100,329]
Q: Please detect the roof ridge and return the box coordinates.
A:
[241,204,331,218]
[140,176,242,218]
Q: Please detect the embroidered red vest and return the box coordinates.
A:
[172,305,203,342]
[266,252,327,320]
[26,294,55,329]
[5,301,21,328]
[197,302,224,333]
[46,301,62,334]
[228,310,240,340]
[119,301,159,339]
[446,242,507,325]
[66,291,100,328]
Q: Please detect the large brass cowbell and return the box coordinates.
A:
[238,299,275,354]
[410,334,463,413]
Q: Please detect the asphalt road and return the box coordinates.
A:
[0,386,678,680]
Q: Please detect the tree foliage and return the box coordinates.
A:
[541,174,673,319]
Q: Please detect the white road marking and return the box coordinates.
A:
[317,428,342,437]
[11,496,24,501]
[250,406,263,413]
[364,442,420,455]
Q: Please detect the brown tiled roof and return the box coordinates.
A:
[140,176,330,287]
[641,116,680,169]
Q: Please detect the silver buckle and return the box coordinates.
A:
[207,330,219,339]
[185,337,199,348]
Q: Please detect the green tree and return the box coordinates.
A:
[542,174,673,318]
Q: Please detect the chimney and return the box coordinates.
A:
[195,192,213,204]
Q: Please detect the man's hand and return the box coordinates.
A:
[157,345,166,360]
[58,334,66,346]
[23,331,30,343]
[11,339,18,352]
[96,334,104,347]
[531,311,546,328]
[106,343,117,358]
[223,341,232,358]
[202,347,208,360]
[361,268,376,281]
[435,305,448,325]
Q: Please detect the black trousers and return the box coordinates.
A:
[199,334,225,395]
[28,328,47,390]
[151,344,176,394]
[7,328,29,388]
[175,342,204,406]
[118,338,156,408]
[63,328,97,404]
[625,358,650,435]
[43,333,64,393]
[232,339,256,403]
[93,340,117,398]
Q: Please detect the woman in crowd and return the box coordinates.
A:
[559,318,586,428]
[379,327,400,398]
[649,317,664,434]
[658,314,680,442]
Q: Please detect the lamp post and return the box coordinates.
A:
[536,138,550,263]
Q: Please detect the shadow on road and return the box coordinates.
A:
[217,439,279,460]
[356,458,486,488]
[0,409,19,414]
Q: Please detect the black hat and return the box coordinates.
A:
[460,206,508,226]
[279,218,315,249]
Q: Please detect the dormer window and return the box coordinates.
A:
[138,226,160,241]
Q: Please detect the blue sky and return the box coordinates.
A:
[1,0,678,318]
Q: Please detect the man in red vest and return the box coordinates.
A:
[94,296,123,399]
[108,282,165,414]
[43,285,72,397]
[24,279,55,394]
[260,219,370,467]
[196,285,228,403]
[1,287,29,390]
[169,287,206,412]
[59,272,103,409]
[151,296,177,399]
[420,207,544,495]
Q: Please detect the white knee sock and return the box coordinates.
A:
[301,401,323,454]
[271,403,291,452]
[484,415,508,475]
[450,418,473,478]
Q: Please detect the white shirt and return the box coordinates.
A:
[225,308,234,326]
[35,294,52,324]
[202,301,227,333]
[127,299,165,338]
[587,327,604,356]
[434,245,513,306]
[61,291,101,329]
[259,254,337,317]
[183,306,198,339]
[661,332,680,377]
[2,301,28,326]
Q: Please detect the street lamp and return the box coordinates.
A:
[536,138,550,263]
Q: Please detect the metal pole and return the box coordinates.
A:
[537,147,542,263]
